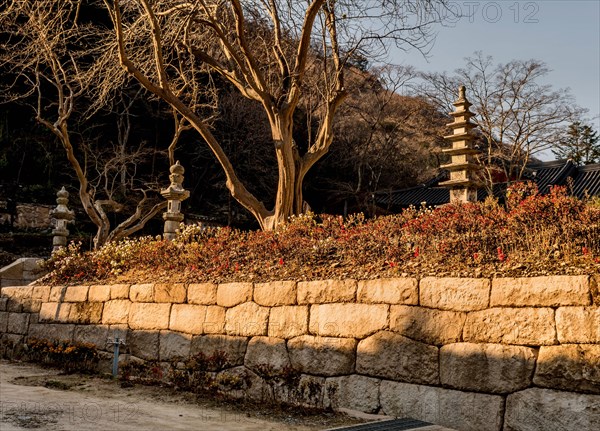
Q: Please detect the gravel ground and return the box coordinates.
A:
[0,360,362,431]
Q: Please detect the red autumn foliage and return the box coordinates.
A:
[42,184,600,284]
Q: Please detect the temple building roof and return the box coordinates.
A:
[375,160,600,211]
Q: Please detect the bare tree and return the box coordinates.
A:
[313,65,446,214]
[103,0,449,230]
[0,1,176,247]
[419,52,585,187]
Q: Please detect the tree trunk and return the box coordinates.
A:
[261,109,318,230]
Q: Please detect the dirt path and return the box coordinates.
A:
[0,361,358,431]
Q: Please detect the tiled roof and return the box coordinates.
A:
[570,163,600,198]
[527,159,577,195]
[376,160,600,210]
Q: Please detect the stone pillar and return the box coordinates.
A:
[160,161,190,241]
[50,187,74,253]
[439,86,482,203]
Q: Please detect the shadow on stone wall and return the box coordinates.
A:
[1,277,599,431]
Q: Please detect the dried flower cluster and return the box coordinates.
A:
[41,184,600,284]
[25,338,99,374]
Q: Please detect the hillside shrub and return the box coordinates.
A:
[41,183,600,283]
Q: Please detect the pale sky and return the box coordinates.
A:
[390,0,600,151]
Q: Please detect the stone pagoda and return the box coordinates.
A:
[161,161,190,240]
[439,86,482,203]
[50,187,75,253]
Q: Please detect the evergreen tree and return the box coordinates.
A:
[553,122,600,165]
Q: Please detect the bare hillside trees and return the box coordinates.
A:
[0,1,183,247]
[313,66,446,214]
[103,0,449,230]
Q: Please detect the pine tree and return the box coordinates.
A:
[553,122,600,165]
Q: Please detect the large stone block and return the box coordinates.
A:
[217,282,253,307]
[169,304,206,334]
[29,310,39,324]
[0,297,8,311]
[254,281,297,306]
[420,277,490,311]
[534,344,600,394]
[28,300,42,313]
[159,330,192,360]
[128,303,171,330]
[39,302,70,322]
[297,279,356,304]
[390,305,466,345]
[491,275,591,307]
[129,284,154,302]
[440,343,536,393]
[309,303,388,338]
[63,285,89,302]
[504,388,600,431]
[556,306,600,343]
[463,307,556,345]
[0,311,8,333]
[288,335,356,376]
[357,278,418,305]
[39,302,60,322]
[110,284,130,300]
[325,375,380,413]
[6,298,25,313]
[356,331,438,385]
[68,302,103,324]
[244,336,291,372]
[101,300,131,325]
[380,380,504,431]
[154,283,186,303]
[88,285,111,302]
[7,313,29,334]
[225,302,268,336]
[592,275,599,305]
[31,286,51,302]
[190,334,249,366]
[294,374,327,408]
[28,323,75,342]
[188,283,217,305]
[268,306,308,339]
[127,330,159,361]
[1,333,24,357]
[203,306,225,334]
[49,286,67,302]
[107,324,128,343]
[74,325,109,348]
[1,286,33,300]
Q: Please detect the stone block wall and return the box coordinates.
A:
[0,258,46,287]
[0,203,53,229]
[1,275,599,431]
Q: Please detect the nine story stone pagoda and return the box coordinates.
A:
[439,86,482,203]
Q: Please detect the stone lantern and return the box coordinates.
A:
[50,187,75,253]
[439,86,482,203]
[160,161,190,240]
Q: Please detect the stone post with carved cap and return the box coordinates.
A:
[50,187,75,253]
[160,161,190,240]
